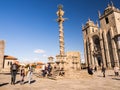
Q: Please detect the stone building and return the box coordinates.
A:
[3,55,18,72]
[0,40,5,71]
[66,51,81,70]
[82,3,120,68]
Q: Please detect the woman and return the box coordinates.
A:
[20,65,25,85]
[27,64,33,84]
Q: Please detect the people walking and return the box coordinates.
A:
[20,65,25,85]
[10,61,18,85]
[101,65,106,77]
[27,64,33,84]
[87,66,93,75]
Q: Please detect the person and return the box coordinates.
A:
[47,63,52,76]
[87,66,93,75]
[41,64,46,77]
[94,66,97,72]
[114,66,119,76]
[10,61,18,85]
[101,65,106,77]
[27,64,33,84]
[59,68,65,76]
[20,65,25,85]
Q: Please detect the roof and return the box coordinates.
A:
[4,55,17,60]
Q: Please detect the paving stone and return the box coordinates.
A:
[0,70,120,90]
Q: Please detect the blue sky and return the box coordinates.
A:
[0,0,120,63]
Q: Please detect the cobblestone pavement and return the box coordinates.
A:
[0,70,120,90]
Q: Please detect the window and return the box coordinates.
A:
[8,61,9,65]
[105,17,109,24]
[118,37,120,49]
[92,28,94,32]
[86,30,88,35]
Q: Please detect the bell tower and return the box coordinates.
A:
[99,2,120,67]
[82,19,99,67]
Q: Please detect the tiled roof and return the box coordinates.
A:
[4,55,17,60]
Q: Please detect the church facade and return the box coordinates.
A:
[82,3,120,68]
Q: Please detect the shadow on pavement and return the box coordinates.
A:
[0,83,9,87]
[31,80,36,84]
[14,80,36,85]
[16,80,21,84]
[112,78,120,80]
[108,75,115,77]
[97,75,103,77]
[23,80,36,84]
[24,81,28,84]
[0,73,11,75]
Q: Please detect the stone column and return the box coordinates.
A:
[90,38,94,67]
[110,27,119,67]
[87,40,91,66]
[100,30,106,67]
[103,30,111,68]
[118,36,120,65]
[84,40,88,67]
[94,57,98,67]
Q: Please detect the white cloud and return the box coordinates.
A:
[34,49,45,54]
[43,54,47,57]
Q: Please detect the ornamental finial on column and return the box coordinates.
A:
[56,4,64,17]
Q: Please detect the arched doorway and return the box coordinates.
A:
[92,35,102,66]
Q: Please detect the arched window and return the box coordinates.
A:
[92,28,94,32]
[105,17,109,24]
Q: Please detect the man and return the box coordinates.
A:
[10,61,18,85]
[87,66,93,75]
[101,65,106,77]
[47,63,52,76]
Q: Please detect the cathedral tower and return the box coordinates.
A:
[82,3,120,69]
[82,19,100,67]
[99,3,120,67]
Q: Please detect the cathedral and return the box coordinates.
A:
[82,3,120,68]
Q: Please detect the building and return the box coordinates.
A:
[82,3,120,69]
[0,40,5,71]
[0,40,19,72]
[3,55,18,72]
[66,51,81,70]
